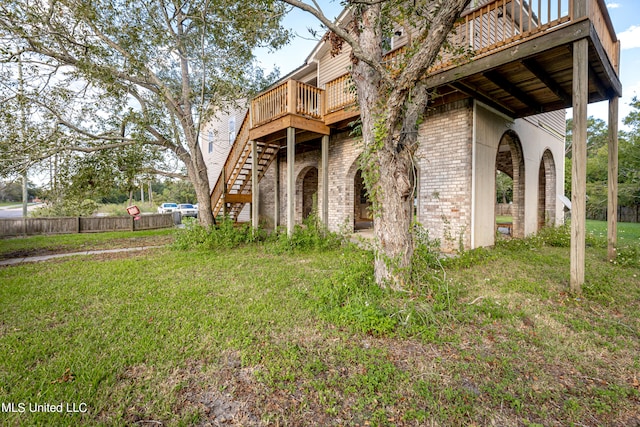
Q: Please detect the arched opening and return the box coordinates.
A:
[495,131,525,238]
[538,150,557,230]
[354,169,373,230]
[301,167,318,220]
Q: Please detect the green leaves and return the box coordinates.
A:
[0,0,290,221]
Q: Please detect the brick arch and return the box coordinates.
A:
[296,165,318,222]
[344,156,363,233]
[538,149,557,230]
[496,130,525,238]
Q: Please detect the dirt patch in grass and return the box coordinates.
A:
[171,356,263,426]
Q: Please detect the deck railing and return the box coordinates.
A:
[249,0,618,128]
[325,48,405,114]
[325,74,356,114]
[588,0,619,72]
[250,79,324,128]
[440,0,572,69]
[295,82,324,119]
[323,0,619,115]
[251,82,288,127]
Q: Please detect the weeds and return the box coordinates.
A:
[172,217,266,250]
[173,214,345,253]
[2,221,638,426]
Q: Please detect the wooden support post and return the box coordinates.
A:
[321,135,329,226]
[573,0,588,19]
[287,127,295,235]
[287,80,296,115]
[570,38,588,293]
[251,140,259,229]
[222,168,227,217]
[608,96,619,261]
[274,151,280,228]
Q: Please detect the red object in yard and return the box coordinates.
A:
[126,205,140,216]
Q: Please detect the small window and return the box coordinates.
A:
[208,131,213,153]
[229,117,236,145]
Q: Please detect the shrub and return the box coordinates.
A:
[172,217,266,250]
[30,198,99,217]
[268,213,345,254]
[311,248,398,335]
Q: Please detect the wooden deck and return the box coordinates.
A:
[210,0,620,222]
[320,0,621,121]
[246,0,619,135]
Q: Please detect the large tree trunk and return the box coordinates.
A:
[371,147,415,288]
[184,138,215,227]
[280,0,472,289]
[351,10,430,288]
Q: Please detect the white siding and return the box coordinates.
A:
[200,103,250,221]
[318,44,352,87]
[527,110,567,139]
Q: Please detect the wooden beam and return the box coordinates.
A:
[588,24,622,97]
[483,70,543,113]
[224,193,252,204]
[521,58,572,105]
[425,20,591,91]
[289,115,330,135]
[249,114,329,141]
[588,62,608,100]
[287,127,295,236]
[260,129,323,147]
[449,81,516,118]
[324,107,360,126]
[251,140,259,229]
[570,38,589,293]
[608,96,619,261]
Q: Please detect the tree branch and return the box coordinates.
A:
[142,168,188,179]
[279,0,392,86]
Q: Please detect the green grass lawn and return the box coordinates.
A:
[0,229,175,260]
[0,223,638,426]
[587,219,640,245]
[496,215,512,223]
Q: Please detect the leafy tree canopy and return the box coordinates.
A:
[0,0,288,225]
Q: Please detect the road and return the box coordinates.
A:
[0,203,41,219]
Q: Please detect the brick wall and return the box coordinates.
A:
[415,99,474,251]
[326,131,363,232]
[258,146,322,228]
[256,99,476,248]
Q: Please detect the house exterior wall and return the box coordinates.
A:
[317,44,352,88]
[511,112,565,234]
[473,102,565,248]
[257,131,365,232]
[258,146,324,229]
[415,99,475,252]
[200,103,250,221]
[254,99,564,252]
[206,4,567,245]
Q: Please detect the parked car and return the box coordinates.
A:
[157,202,178,214]
[177,203,198,218]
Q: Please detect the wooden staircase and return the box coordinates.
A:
[209,110,280,221]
